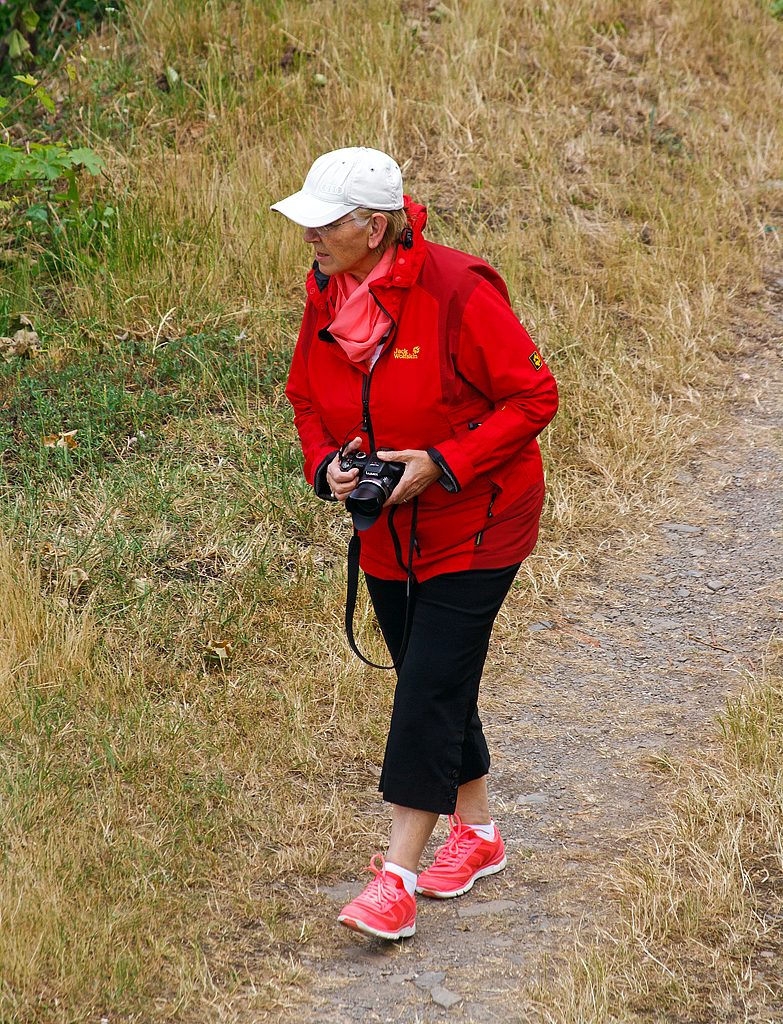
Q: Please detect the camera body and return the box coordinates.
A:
[340,447,405,530]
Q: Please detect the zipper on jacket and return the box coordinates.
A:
[361,373,375,450]
[360,289,399,453]
[475,491,499,547]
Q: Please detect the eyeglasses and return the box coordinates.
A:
[315,215,359,235]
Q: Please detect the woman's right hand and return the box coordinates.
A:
[326,436,363,502]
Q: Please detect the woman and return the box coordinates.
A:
[272,147,558,940]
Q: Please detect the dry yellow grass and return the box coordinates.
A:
[531,663,783,1024]
[1,0,782,1020]
[0,532,95,700]
[69,0,783,536]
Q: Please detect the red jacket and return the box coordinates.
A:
[285,200,559,582]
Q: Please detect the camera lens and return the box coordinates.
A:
[346,481,385,531]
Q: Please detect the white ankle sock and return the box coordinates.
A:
[464,821,496,841]
[384,861,417,896]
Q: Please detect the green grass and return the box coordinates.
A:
[0,328,290,476]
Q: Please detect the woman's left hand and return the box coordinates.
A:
[378,449,443,505]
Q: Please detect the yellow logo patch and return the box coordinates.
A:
[529,351,543,371]
[394,345,421,360]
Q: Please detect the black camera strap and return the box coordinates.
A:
[345,497,418,671]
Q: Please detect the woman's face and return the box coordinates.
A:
[303,213,386,282]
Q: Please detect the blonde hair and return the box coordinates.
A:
[353,207,409,253]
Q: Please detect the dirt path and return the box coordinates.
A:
[277,297,783,1023]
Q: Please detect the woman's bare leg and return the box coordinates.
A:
[454,775,491,824]
[387,805,439,872]
[386,775,492,872]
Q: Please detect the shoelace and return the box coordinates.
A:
[358,854,403,904]
[431,814,480,867]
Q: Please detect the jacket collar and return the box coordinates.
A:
[305,197,428,316]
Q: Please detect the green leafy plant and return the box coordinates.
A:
[0,2,40,62]
[0,0,118,67]
[0,67,108,267]
[0,69,104,199]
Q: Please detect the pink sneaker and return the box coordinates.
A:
[338,855,416,940]
[416,815,507,898]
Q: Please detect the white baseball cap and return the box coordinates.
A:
[270,147,404,228]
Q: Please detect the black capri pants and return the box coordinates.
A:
[365,563,521,816]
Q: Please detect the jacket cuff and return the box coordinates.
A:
[313,450,340,500]
[427,447,461,493]
[427,438,476,489]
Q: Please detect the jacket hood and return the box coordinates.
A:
[369,195,427,293]
[404,196,427,235]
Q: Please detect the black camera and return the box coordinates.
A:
[340,448,406,530]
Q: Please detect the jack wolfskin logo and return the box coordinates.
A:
[394,346,420,360]
[320,183,344,195]
[529,350,543,371]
